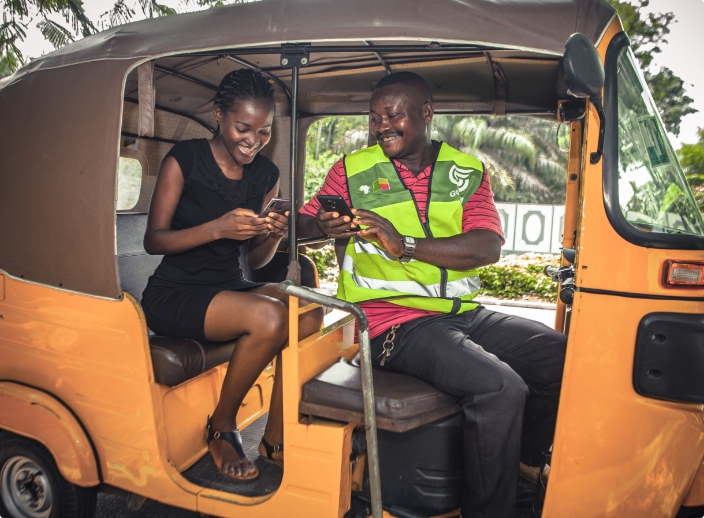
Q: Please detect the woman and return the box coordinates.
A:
[142,69,322,481]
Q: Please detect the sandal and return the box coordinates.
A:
[205,416,259,481]
[259,437,284,468]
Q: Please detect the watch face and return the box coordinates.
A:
[404,236,417,245]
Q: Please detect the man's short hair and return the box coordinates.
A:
[374,72,433,103]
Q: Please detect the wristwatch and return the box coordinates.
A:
[399,235,417,263]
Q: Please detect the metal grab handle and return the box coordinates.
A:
[277,281,383,518]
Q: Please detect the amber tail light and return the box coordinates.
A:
[664,261,704,287]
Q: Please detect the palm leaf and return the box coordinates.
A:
[37,18,74,48]
[99,0,135,29]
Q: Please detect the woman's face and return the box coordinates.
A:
[215,98,274,167]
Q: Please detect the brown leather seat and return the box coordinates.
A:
[300,357,461,432]
[149,336,237,387]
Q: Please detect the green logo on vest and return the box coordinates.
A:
[373,178,390,192]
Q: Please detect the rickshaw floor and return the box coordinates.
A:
[182,413,283,497]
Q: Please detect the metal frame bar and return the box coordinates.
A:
[276,283,383,518]
[193,43,501,56]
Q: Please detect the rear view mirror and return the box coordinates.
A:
[563,33,604,99]
[560,33,606,165]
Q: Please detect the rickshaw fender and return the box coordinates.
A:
[0,381,100,487]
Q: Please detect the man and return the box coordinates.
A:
[298,71,566,517]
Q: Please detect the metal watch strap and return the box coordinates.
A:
[399,235,416,263]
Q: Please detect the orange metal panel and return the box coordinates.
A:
[683,457,704,507]
[543,17,704,517]
[0,382,99,486]
[0,274,198,510]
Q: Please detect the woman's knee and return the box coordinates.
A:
[252,299,288,343]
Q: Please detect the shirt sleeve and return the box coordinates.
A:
[266,161,280,194]
[299,158,351,217]
[164,140,194,182]
[462,169,505,243]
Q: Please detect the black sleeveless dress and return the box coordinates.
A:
[141,138,280,341]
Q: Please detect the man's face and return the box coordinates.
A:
[369,84,434,159]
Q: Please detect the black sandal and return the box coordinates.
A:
[205,416,259,481]
[259,437,284,468]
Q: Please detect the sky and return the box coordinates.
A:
[13,0,704,147]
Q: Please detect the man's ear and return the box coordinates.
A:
[423,101,434,124]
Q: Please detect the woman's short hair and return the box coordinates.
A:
[214,69,275,135]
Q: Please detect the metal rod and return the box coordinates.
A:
[192,43,500,56]
[288,65,299,264]
[225,55,292,101]
[364,41,392,75]
[276,283,383,518]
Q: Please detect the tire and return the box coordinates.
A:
[0,434,97,518]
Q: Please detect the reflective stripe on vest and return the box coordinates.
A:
[336,142,484,314]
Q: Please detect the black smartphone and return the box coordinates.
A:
[318,195,354,219]
[259,197,291,218]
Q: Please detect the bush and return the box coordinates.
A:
[306,243,339,284]
[478,253,559,302]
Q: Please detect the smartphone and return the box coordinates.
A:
[318,195,354,219]
[259,197,291,218]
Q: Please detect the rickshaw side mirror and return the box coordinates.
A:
[562,33,604,99]
[560,33,606,164]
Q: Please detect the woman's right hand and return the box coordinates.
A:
[215,208,271,241]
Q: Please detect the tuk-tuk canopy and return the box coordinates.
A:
[0,0,616,299]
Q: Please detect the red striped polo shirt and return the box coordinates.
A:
[300,156,504,339]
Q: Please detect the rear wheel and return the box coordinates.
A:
[0,434,97,518]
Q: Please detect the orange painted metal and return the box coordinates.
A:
[554,121,584,332]
[543,17,704,517]
[0,381,100,486]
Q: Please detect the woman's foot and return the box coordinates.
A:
[206,418,259,481]
[258,436,284,468]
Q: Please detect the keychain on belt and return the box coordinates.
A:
[378,324,400,367]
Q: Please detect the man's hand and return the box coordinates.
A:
[353,209,404,258]
[316,207,359,239]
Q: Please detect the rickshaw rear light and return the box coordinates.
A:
[665,262,704,287]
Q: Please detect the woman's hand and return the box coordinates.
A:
[215,208,270,241]
[353,209,404,258]
[263,211,290,238]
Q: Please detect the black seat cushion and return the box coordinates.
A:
[300,358,461,432]
[149,336,237,387]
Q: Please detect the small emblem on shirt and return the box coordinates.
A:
[449,165,474,192]
[359,185,370,195]
[373,178,390,192]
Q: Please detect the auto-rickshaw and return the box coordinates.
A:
[2,0,704,517]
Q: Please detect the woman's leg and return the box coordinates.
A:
[203,289,289,479]
[248,284,324,464]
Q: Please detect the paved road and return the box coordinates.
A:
[94,302,558,518]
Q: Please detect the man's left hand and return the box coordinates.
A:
[352,209,404,258]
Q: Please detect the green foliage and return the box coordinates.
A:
[1,0,219,74]
[435,115,568,204]
[606,0,697,136]
[677,128,704,211]
[305,244,338,283]
[304,116,368,201]
[477,254,559,302]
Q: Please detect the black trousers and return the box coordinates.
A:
[370,306,566,518]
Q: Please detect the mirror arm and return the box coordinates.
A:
[589,94,606,164]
